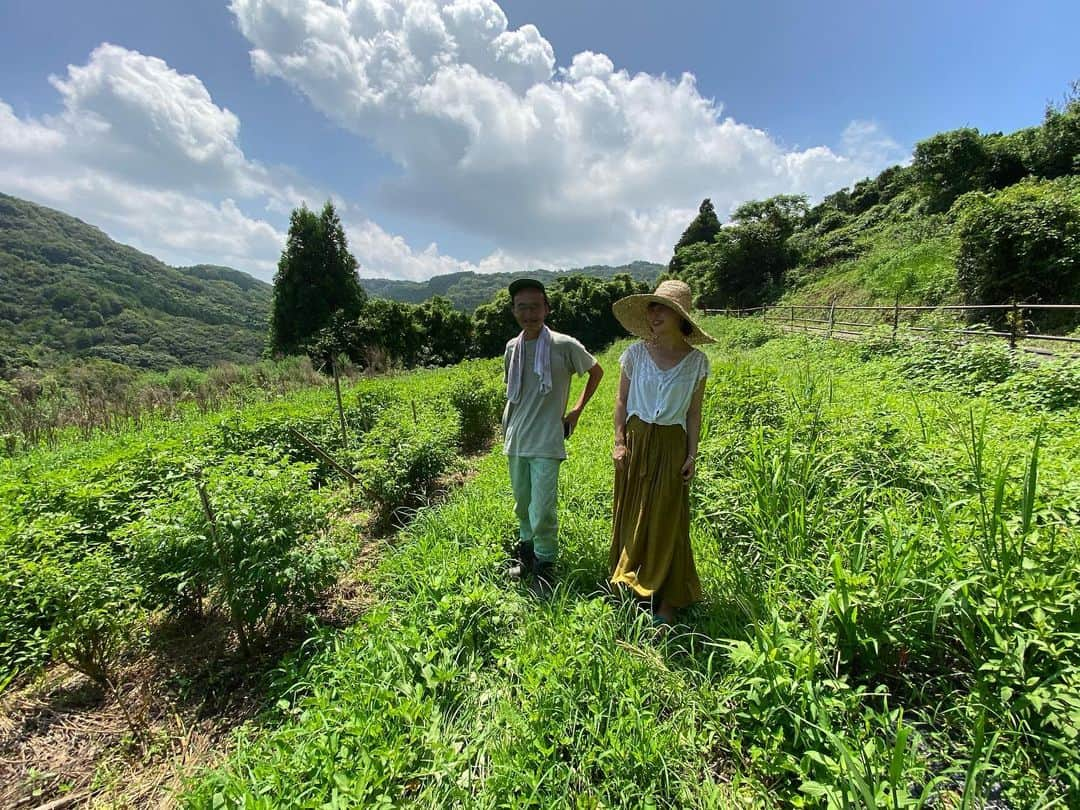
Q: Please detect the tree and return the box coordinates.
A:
[693,223,790,309]
[911,128,991,212]
[672,194,806,309]
[546,274,649,351]
[470,274,649,358]
[1031,83,1080,179]
[353,298,424,369]
[471,290,517,358]
[415,296,472,366]
[730,194,808,239]
[668,199,722,275]
[269,202,367,356]
[955,178,1080,309]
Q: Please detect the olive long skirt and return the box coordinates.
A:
[609,416,702,609]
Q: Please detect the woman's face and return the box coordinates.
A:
[647,302,681,338]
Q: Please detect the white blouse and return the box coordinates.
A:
[619,341,710,430]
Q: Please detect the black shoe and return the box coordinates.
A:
[529,560,556,595]
[533,560,554,583]
[507,540,535,580]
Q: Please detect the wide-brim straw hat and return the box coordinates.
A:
[612,279,716,345]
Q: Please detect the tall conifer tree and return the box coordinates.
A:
[668,198,722,276]
[269,202,366,356]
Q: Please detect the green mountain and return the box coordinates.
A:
[0,193,272,373]
[360,261,663,312]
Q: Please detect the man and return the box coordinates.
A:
[503,278,604,584]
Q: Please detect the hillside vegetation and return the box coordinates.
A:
[2,317,1078,806]
[184,319,1079,808]
[671,88,1080,328]
[0,193,274,373]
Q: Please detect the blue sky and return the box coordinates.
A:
[1,0,1076,281]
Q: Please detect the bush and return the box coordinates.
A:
[901,336,1025,395]
[0,513,104,678]
[717,318,782,351]
[994,359,1080,410]
[42,552,144,688]
[448,365,503,453]
[855,325,908,360]
[912,127,993,212]
[955,178,1080,307]
[354,405,461,528]
[124,456,341,651]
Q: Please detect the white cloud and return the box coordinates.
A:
[3,5,910,284]
[0,43,482,280]
[229,0,909,267]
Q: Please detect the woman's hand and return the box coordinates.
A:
[613,442,628,470]
[681,455,696,483]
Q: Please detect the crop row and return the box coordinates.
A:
[0,360,503,690]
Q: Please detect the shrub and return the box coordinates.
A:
[124,456,341,651]
[954,178,1080,307]
[42,552,145,688]
[448,365,503,453]
[855,325,908,360]
[912,127,992,212]
[994,359,1080,410]
[0,512,102,678]
[900,336,1026,396]
[717,318,782,351]
[354,406,461,528]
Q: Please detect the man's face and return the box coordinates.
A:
[511,288,549,336]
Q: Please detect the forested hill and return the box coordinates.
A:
[669,88,1079,315]
[360,261,663,312]
[0,193,272,372]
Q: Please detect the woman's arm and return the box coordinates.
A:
[613,369,631,468]
[681,377,706,482]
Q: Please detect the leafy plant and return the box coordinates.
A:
[125,456,341,652]
[447,365,503,453]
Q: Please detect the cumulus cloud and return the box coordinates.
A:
[230,0,908,265]
[345,217,521,281]
[4,5,909,283]
[0,43,479,279]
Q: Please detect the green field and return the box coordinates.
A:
[189,319,1078,808]
[3,318,1078,808]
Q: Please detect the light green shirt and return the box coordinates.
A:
[502,329,596,459]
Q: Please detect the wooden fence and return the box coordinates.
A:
[702,302,1080,359]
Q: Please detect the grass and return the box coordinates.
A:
[181,318,1080,808]
[783,192,961,308]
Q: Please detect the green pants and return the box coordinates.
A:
[508,456,562,563]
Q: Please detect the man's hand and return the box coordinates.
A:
[563,407,582,438]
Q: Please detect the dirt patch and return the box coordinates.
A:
[0,612,277,808]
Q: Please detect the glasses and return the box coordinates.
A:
[513,303,545,314]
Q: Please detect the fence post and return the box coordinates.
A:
[331,358,348,447]
[1009,300,1020,350]
[892,295,900,341]
[827,303,836,339]
[762,306,768,323]
[789,306,794,332]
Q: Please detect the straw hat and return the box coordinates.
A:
[612,279,716,345]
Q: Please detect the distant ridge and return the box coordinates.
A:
[0,193,272,373]
[360,261,663,312]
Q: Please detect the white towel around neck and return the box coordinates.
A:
[506,325,552,403]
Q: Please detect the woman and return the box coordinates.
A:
[609,279,715,624]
